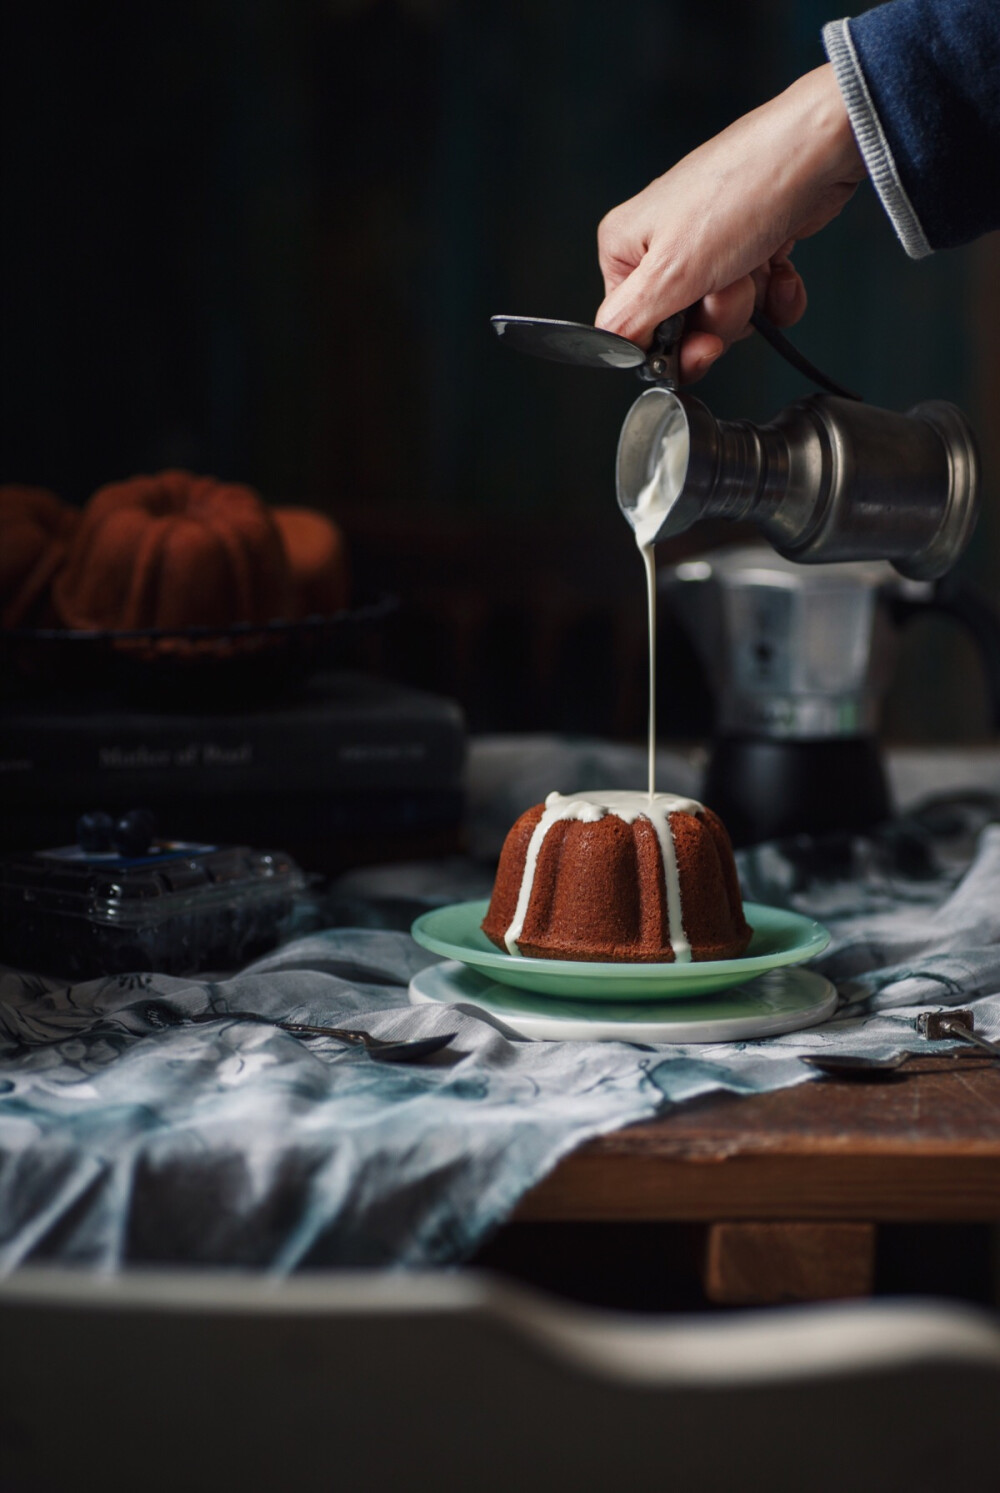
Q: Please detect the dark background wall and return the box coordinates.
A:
[3,0,997,738]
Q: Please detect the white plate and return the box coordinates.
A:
[409,960,838,1043]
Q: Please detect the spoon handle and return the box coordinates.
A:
[276,1019,374,1047]
[937,1018,1000,1061]
[187,1010,376,1048]
[184,1010,456,1059]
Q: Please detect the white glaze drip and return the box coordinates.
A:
[504,790,702,962]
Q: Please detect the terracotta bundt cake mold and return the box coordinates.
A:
[274,506,349,617]
[0,485,79,627]
[481,790,752,964]
[53,470,294,634]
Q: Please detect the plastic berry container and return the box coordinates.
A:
[0,838,307,978]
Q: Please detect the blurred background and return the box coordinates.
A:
[3,0,997,741]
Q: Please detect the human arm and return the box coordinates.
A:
[598,0,1000,383]
[595,64,865,381]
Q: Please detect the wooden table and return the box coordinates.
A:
[514,1054,1000,1304]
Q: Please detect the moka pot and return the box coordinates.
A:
[662,545,1000,846]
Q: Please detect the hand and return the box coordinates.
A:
[596,64,866,382]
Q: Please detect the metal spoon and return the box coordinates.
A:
[802,1010,1000,1079]
[802,1052,910,1077]
[187,1010,457,1064]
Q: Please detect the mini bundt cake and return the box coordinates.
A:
[0,485,79,627]
[53,470,294,633]
[482,790,752,963]
[274,507,349,616]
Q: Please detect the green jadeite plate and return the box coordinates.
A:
[410,899,831,1001]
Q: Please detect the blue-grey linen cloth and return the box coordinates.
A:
[2,737,1000,1272]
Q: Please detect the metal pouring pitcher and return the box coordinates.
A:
[492,311,981,581]
[617,384,979,581]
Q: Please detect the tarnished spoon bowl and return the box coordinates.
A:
[802,1052,910,1077]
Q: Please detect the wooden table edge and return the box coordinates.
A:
[514,1150,1000,1222]
[514,1061,1000,1224]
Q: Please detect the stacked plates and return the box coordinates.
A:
[410,899,835,1043]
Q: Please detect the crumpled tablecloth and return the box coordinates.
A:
[2,736,1000,1272]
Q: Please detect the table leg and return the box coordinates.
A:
[703,1221,876,1305]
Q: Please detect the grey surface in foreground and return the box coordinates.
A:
[2,1268,999,1493]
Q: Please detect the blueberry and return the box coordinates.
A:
[77,810,115,853]
[113,809,157,857]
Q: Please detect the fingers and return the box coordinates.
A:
[679,332,725,384]
[597,208,643,301]
[595,259,681,348]
[762,255,807,327]
[685,256,805,379]
[689,275,757,348]
[598,243,639,303]
[696,263,806,346]
[597,254,807,384]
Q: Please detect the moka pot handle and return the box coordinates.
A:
[890,575,1000,730]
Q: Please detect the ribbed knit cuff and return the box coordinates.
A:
[822,16,932,259]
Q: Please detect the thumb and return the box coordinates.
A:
[596,257,682,349]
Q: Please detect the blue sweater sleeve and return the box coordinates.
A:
[823,2,1000,256]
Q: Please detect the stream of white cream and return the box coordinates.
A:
[500,400,695,959]
[627,402,690,798]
